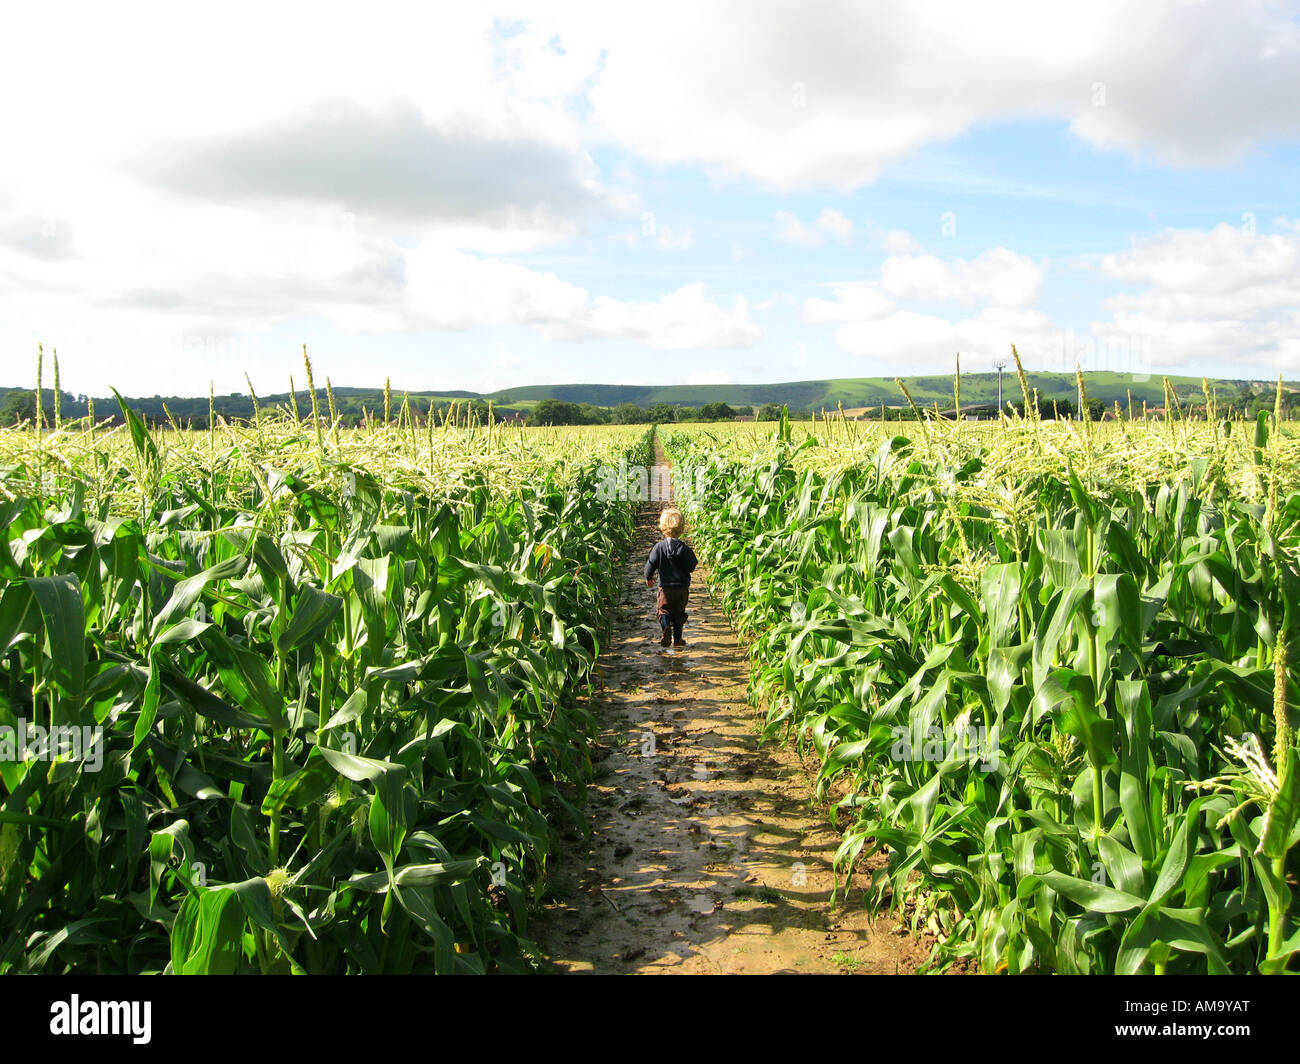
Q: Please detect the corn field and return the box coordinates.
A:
[667,393,1300,974]
[0,385,653,973]
[3,366,1298,975]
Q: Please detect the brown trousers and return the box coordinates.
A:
[656,586,690,635]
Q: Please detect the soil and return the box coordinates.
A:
[531,444,931,975]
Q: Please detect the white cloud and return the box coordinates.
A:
[802,283,894,324]
[775,207,856,246]
[884,229,923,255]
[566,0,1300,189]
[0,209,761,398]
[1100,223,1299,298]
[833,307,1058,371]
[834,311,960,365]
[816,208,854,242]
[333,250,760,350]
[620,222,692,252]
[774,211,824,247]
[881,247,1042,307]
[565,283,760,349]
[801,223,1300,376]
[655,227,694,251]
[800,244,1053,370]
[802,247,1041,327]
[142,101,615,234]
[1090,221,1300,371]
[492,345,525,371]
[0,4,635,323]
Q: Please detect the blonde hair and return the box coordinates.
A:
[658,507,685,536]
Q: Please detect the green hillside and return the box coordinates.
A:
[488,371,1292,411]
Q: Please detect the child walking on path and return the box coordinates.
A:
[644,507,698,648]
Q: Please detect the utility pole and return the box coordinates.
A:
[993,358,1008,415]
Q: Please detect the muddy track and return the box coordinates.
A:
[532,441,928,974]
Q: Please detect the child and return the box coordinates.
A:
[644,507,698,648]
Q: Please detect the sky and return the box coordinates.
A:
[1,0,1298,398]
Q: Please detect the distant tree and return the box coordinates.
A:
[648,402,679,424]
[612,403,651,424]
[756,403,784,421]
[1087,398,1106,421]
[577,403,612,425]
[531,399,583,425]
[0,390,38,425]
[699,401,737,421]
[0,390,71,426]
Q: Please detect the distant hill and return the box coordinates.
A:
[487,371,1292,411]
[1,371,1293,424]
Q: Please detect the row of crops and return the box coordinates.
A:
[666,398,1299,974]
[0,395,654,973]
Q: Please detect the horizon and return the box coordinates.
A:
[4,364,1293,411]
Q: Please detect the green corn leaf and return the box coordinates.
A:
[1040,871,1146,913]
[26,573,86,699]
[1092,572,1142,653]
[149,554,247,641]
[132,651,163,751]
[368,770,412,861]
[347,860,481,893]
[980,563,1022,649]
[1259,744,1300,860]
[0,581,37,654]
[158,666,273,731]
[171,887,245,975]
[261,753,335,816]
[110,387,160,471]
[276,584,343,655]
[1097,834,1145,897]
[318,746,403,783]
[199,627,287,730]
[1037,668,1115,769]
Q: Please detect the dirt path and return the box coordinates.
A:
[532,442,928,974]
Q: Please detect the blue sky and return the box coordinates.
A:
[1,1,1297,398]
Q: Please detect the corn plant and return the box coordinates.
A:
[667,404,1299,974]
[0,394,654,973]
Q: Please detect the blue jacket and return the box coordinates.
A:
[645,537,698,587]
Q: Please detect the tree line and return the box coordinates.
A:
[3,385,1294,429]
